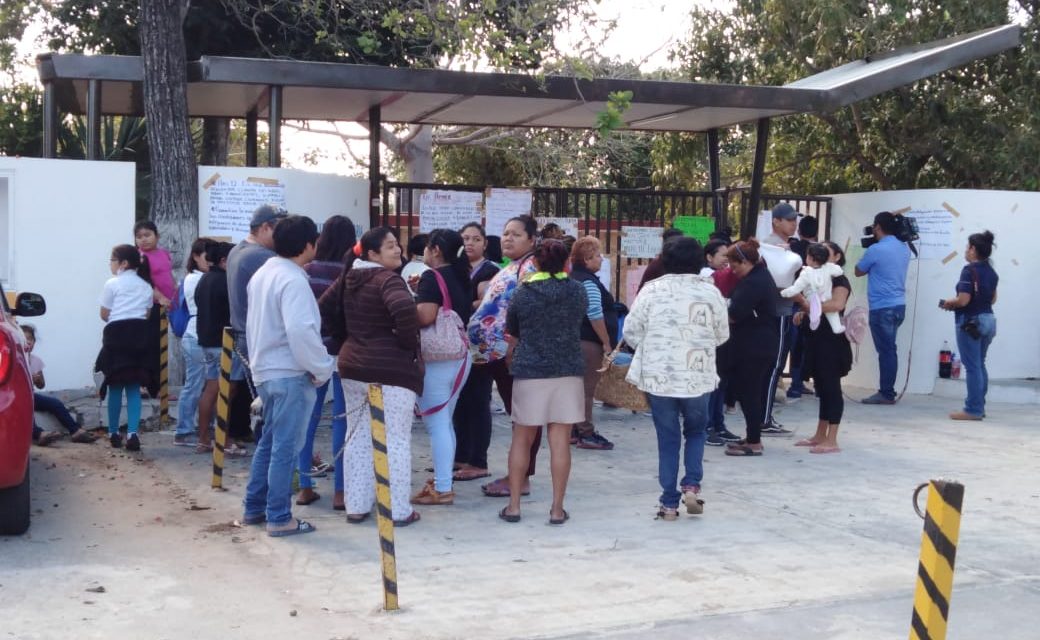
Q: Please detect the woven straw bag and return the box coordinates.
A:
[593,341,649,412]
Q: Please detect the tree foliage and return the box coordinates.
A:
[660,0,1040,193]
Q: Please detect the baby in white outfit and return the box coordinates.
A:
[781,243,845,333]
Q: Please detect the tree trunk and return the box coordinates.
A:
[401,126,434,213]
[139,0,197,274]
[200,117,230,166]
[140,0,195,388]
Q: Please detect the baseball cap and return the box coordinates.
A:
[250,204,288,228]
[771,202,801,220]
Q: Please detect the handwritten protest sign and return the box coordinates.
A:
[908,208,953,260]
[419,190,484,232]
[484,188,532,236]
[206,176,286,239]
[620,226,664,259]
[535,217,580,237]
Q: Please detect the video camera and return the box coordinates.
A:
[861,214,920,256]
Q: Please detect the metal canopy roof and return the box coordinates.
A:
[36,23,1019,133]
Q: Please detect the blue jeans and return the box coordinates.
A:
[647,393,709,509]
[177,335,207,437]
[33,393,79,434]
[298,373,346,491]
[243,375,316,526]
[707,379,727,432]
[868,305,906,400]
[418,358,472,492]
[955,313,996,417]
[787,322,806,396]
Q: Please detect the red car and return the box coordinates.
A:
[0,283,46,535]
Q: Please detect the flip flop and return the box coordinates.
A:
[481,478,530,498]
[548,510,569,525]
[794,439,820,447]
[725,444,763,457]
[225,444,250,458]
[810,445,841,454]
[498,507,521,523]
[267,519,316,537]
[454,468,491,482]
[346,513,370,524]
[237,513,266,526]
[296,490,320,505]
[393,511,421,527]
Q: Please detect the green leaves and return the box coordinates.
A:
[596,90,633,135]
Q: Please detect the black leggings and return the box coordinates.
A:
[453,358,541,475]
[732,355,774,444]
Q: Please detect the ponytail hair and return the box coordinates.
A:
[427,228,469,284]
[112,243,152,285]
[968,230,995,260]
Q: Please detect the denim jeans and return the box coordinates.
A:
[955,313,996,417]
[647,393,709,508]
[243,374,316,526]
[868,305,906,400]
[33,393,78,434]
[786,322,806,396]
[419,358,472,492]
[298,372,346,490]
[177,334,207,437]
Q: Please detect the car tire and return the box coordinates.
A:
[0,466,30,535]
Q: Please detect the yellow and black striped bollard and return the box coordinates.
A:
[910,479,965,640]
[211,327,234,490]
[158,308,171,425]
[367,383,399,611]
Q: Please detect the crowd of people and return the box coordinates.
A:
[27,202,999,535]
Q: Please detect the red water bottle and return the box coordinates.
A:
[939,340,952,379]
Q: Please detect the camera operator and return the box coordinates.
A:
[854,211,912,404]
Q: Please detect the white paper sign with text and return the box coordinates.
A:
[620,226,663,259]
[909,208,953,259]
[206,178,286,239]
[484,188,532,236]
[419,190,484,232]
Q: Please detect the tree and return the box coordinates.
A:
[661,0,1040,193]
[138,0,196,269]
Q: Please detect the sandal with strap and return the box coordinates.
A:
[656,506,679,521]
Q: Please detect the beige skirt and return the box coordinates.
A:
[511,376,585,426]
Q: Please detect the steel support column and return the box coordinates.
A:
[706,128,723,231]
[744,118,770,239]
[245,108,258,167]
[268,86,282,167]
[86,79,103,160]
[42,82,57,158]
[369,105,382,228]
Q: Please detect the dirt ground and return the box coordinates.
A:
[2,388,1038,639]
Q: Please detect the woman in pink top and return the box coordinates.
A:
[134,221,175,306]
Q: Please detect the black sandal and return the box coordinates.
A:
[498,507,521,523]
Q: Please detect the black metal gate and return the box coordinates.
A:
[380,181,831,301]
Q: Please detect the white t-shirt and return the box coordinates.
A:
[182,271,203,338]
[401,259,429,295]
[28,353,44,378]
[100,270,153,323]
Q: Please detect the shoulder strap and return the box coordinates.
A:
[430,268,453,313]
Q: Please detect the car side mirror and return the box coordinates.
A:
[13,292,46,317]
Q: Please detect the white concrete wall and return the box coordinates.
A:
[828,189,1039,394]
[0,156,136,391]
[197,166,369,242]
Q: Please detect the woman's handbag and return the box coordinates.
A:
[420,269,469,362]
[594,340,649,412]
